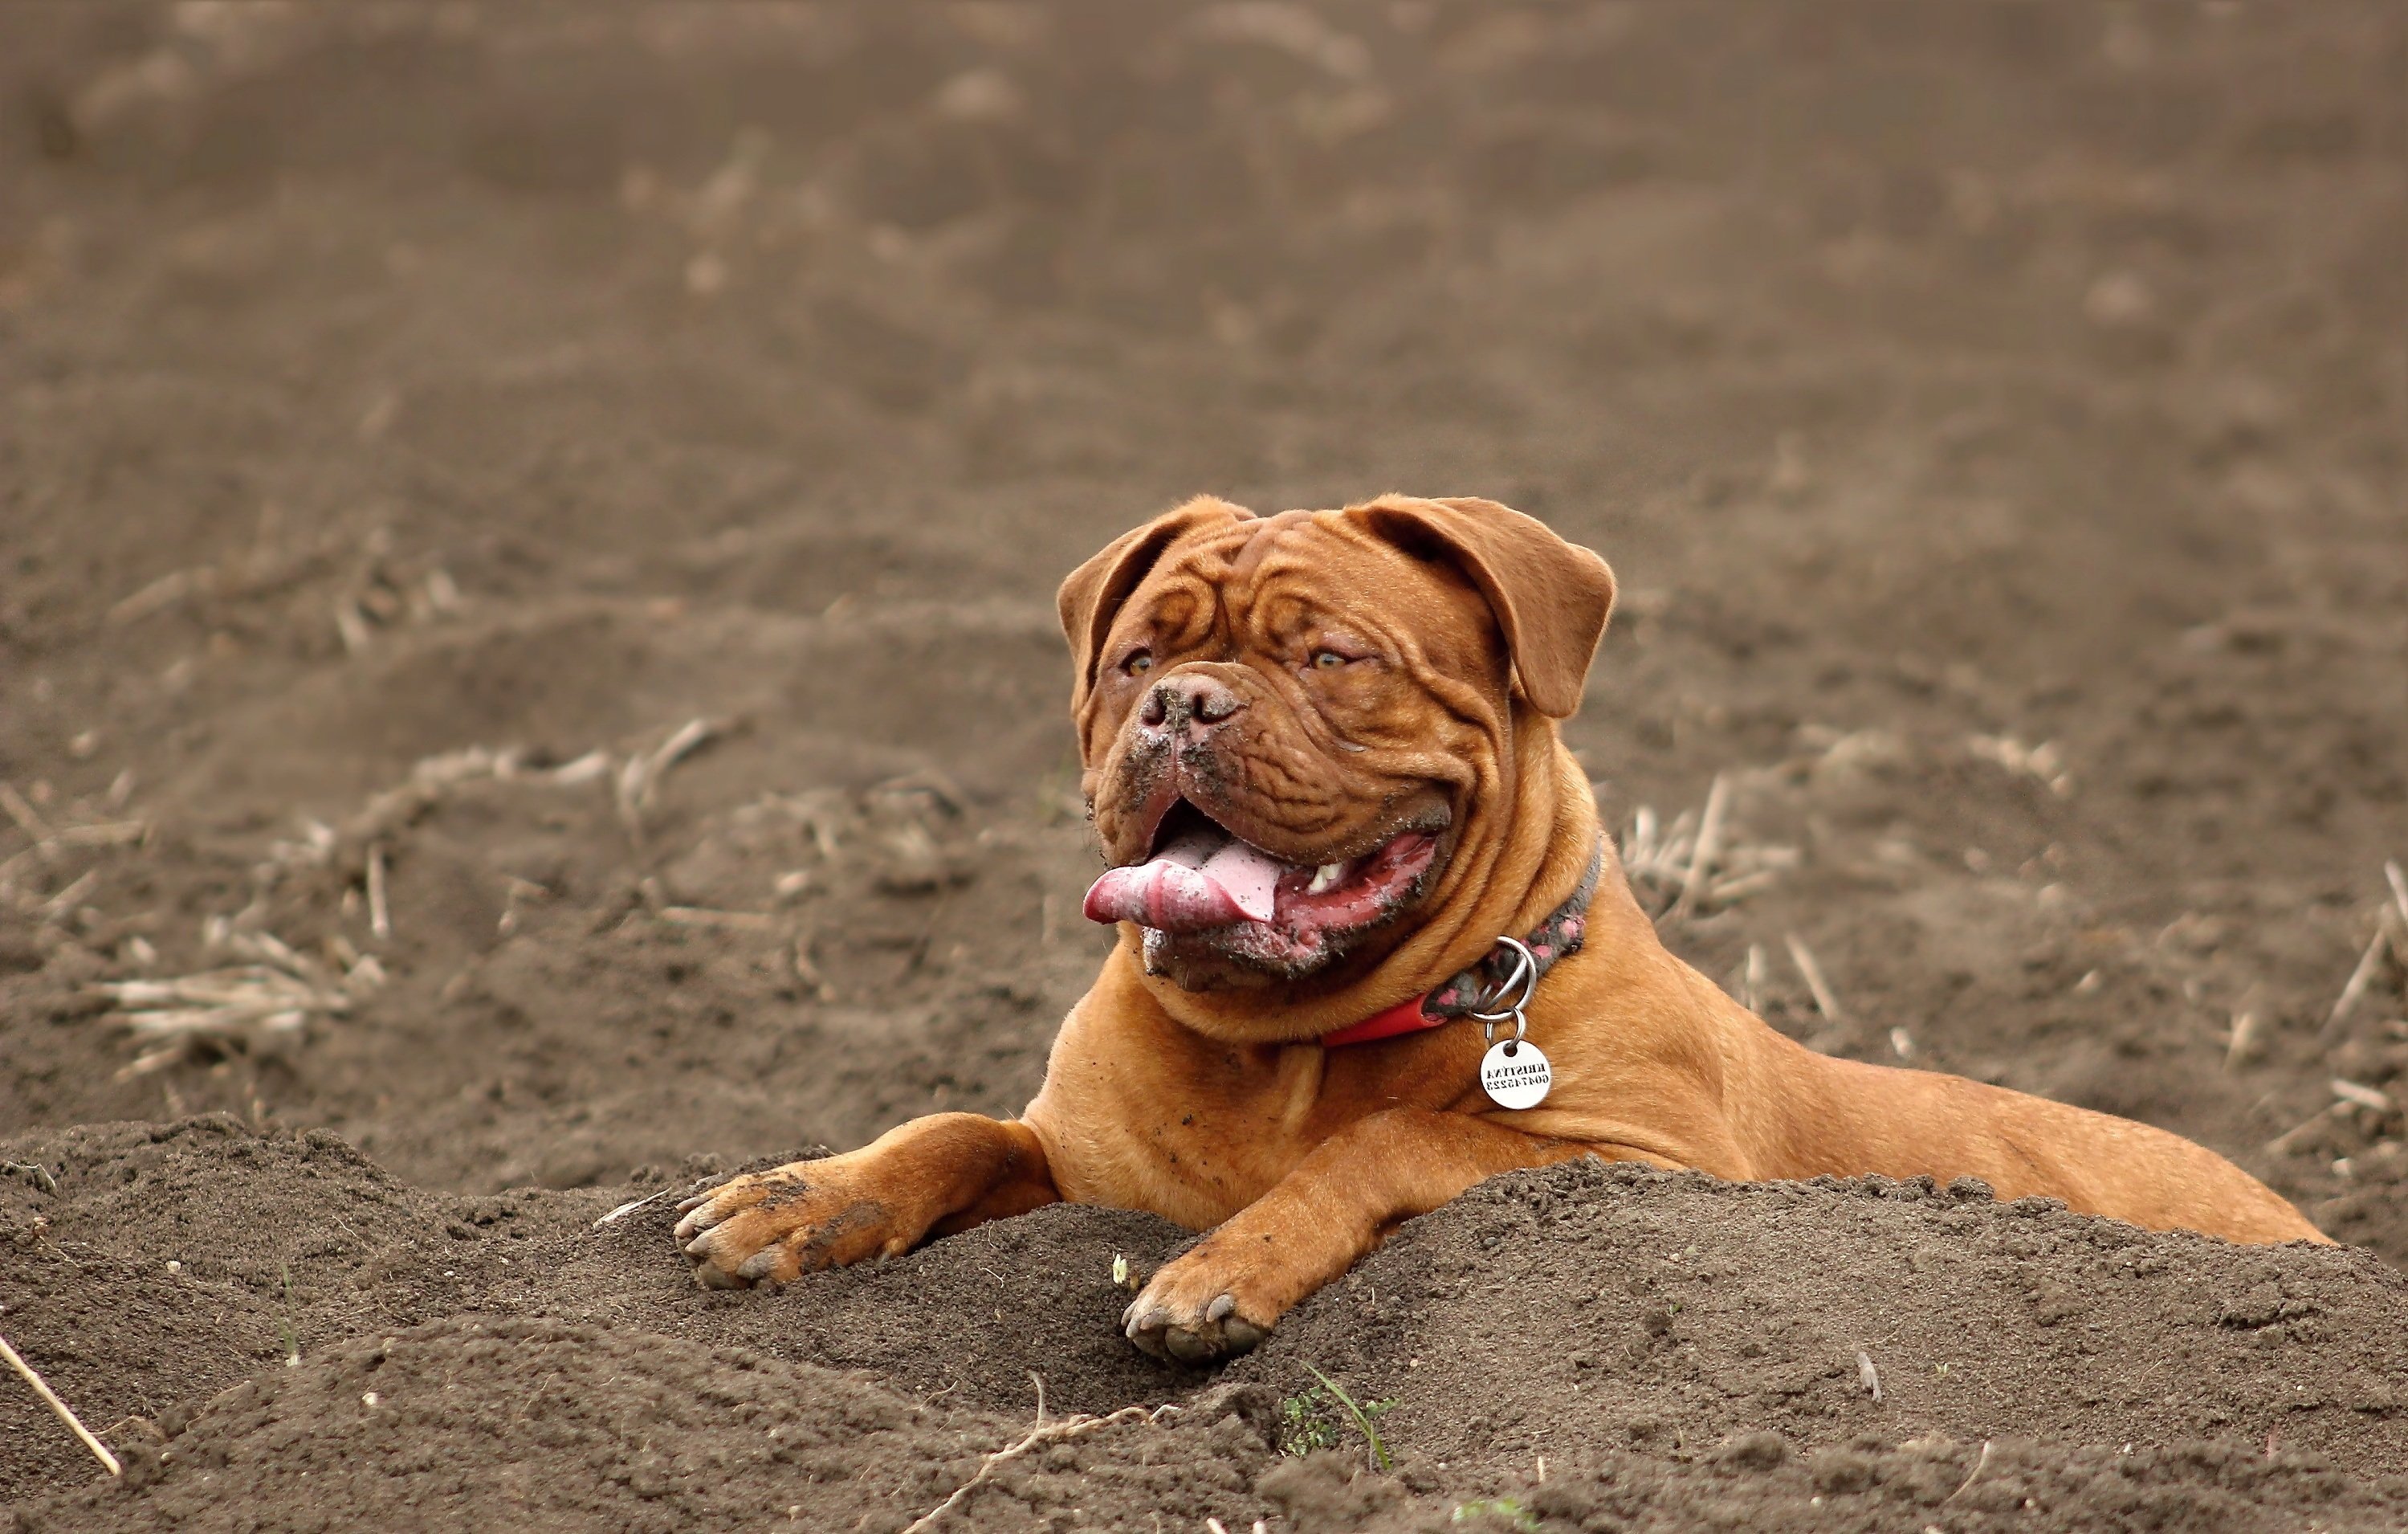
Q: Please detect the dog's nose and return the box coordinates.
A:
[1139,673,1247,737]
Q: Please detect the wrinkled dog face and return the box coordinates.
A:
[1058,497,1613,992]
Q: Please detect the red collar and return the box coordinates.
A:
[1321,992,1452,1046]
[1318,841,1603,1048]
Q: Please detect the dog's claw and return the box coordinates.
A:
[674,1205,726,1240]
[736,1249,780,1281]
[1206,1293,1235,1322]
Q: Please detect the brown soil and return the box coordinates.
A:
[2,5,2402,1531]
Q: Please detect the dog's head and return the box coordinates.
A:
[1060,494,1616,993]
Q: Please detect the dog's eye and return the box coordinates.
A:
[1124,650,1153,676]
[1310,650,1347,671]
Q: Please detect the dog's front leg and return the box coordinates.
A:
[676,1113,1058,1289]
[1122,1108,1615,1361]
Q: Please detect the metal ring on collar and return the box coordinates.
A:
[1469,935,1538,1042]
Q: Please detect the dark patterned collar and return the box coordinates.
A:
[1319,840,1602,1047]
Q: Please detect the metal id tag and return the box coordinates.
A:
[1471,935,1550,1108]
[1480,1037,1551,1109]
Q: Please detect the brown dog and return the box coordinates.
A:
[677,494,2325,1360]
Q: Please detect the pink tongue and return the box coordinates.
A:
[1082,830,1287,931]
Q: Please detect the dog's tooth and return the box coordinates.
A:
[1308,863,1345,895]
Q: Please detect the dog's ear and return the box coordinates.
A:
[1057,496,1254,708]
[1355,495,1616,718]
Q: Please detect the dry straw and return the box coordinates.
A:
[2318,860,2406,1043]
[1786,933,1845,1024]
[900,1373,1174,1532]
[92,928,377,1078]
[0,1332,121,1479]
[1620,773,1798,918]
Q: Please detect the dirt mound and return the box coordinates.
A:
[0,1118,506,1499]
[22,1316,1268,1534]
[10,1124,2408,1531]
[1257,1438,2408,1534]
[1228,1163,2408,1479]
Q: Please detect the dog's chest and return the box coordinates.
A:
[1035,1038,1330,1230]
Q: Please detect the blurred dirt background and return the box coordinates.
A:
[1,3,2403,1530]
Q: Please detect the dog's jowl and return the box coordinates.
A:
[676,494,2325,1362]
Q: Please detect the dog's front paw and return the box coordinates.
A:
[1122,1242,1278,1362]
[673,1160,903,1290]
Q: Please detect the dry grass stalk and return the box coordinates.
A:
[901,1396,1172,1533]
[251,747,523,892]
[39,869,99,922]
[548,750,612,786]
[2267,1102,2346,1156]
[0,781,55,848]
[93,929,381,1078]
[591,1178,714,1230]
[2332,1078,2393,1115]
[2223,1011,2262,1071]
[2320,918,2395,1042]
[791,937,827,999]
[1620,781,1797,918]
[617,717,718,838]
[1786,933,1844,1023]
[0,1331,121,1478]
[50,820,148,850]
[654,905,776,932]
[1945,1441,1994,1504]
[106,566,208,626]
[0,790,134,921]
[333,598,373,655]
[365,843,391,941]
[2,1161,59,1194]
[1967,734,2072,798]
[1668,773,1729,920]
[2388,860,2408,932]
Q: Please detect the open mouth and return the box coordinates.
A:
[1082,799,1440,963]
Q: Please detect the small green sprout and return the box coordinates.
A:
[1302,1364,1398,1471]
[1278,1393,1341,1456]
